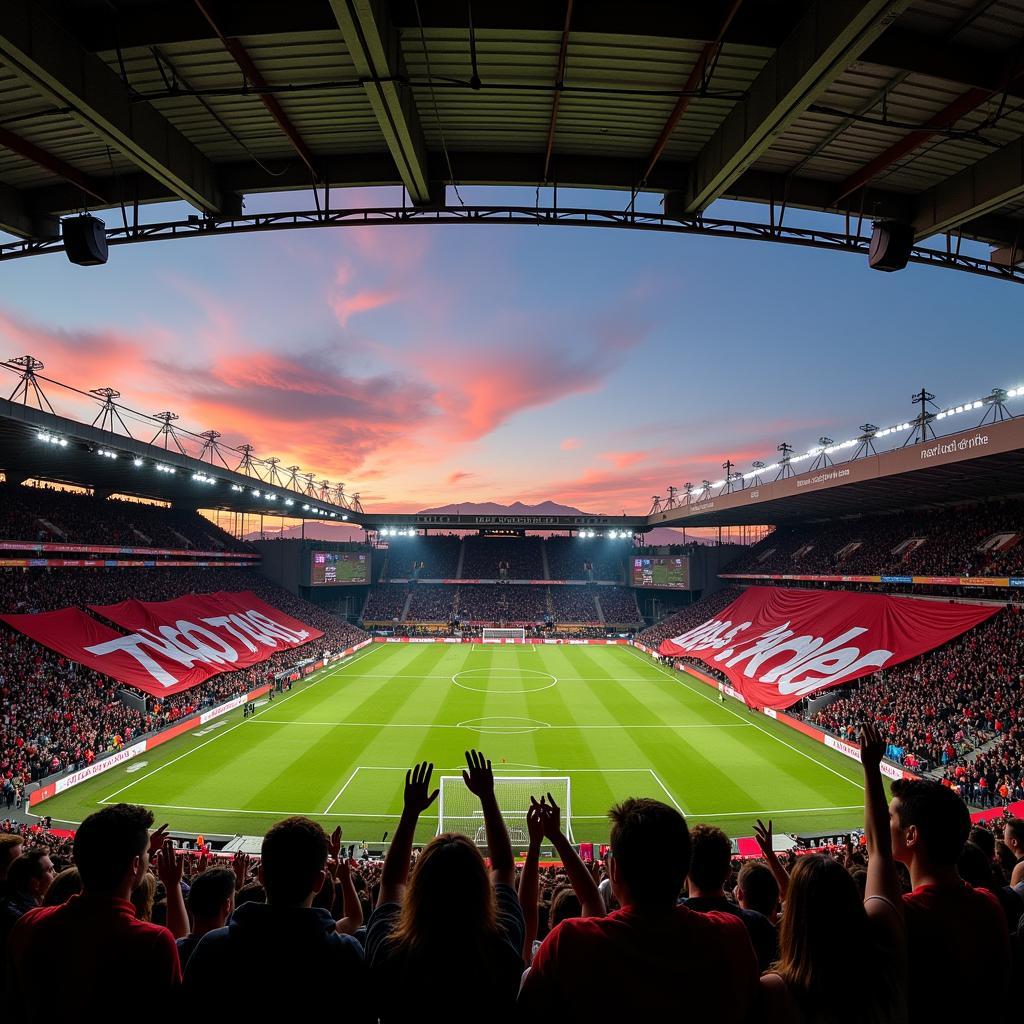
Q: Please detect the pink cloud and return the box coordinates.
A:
[560,437,581,450]
[599,450,650,469]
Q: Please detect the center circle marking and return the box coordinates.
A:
[451,668,558,693]
[456,716,553,735]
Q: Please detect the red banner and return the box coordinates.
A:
[1,592,322,697]
[658,587,997,709]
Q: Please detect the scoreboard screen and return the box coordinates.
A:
[631,556,689,589]
[310,551,369,586]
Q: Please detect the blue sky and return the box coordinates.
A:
[1,186,1019,513]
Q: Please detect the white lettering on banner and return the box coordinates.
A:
[55,741,146,792]
[202,615,259,653]
[199,692,248,724]
[671,617,894,699]
[84,607,318,687]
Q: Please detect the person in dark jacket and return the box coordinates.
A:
[184,817,368,1017]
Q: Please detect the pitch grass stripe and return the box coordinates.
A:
[99,643,387,804]
[309,646,450,814]
[622,645,864,792]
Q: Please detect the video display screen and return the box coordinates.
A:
[631,556,689,589]
[310,551,370,585]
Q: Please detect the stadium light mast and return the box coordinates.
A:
[302,472,318,497]
[748,462,765,486]
[903,388,938,446]
[775,442,795,480]
[350,493,364,513]
[199,430,231,468]
[721,459,735,493]
[979,388,1015,425]
[5,355,55,413]
[90,387,132,437]
[852,424,878,460]
[235,444,263,478]
[809,438,834,471]
[151,411,188,454]
[648,495,663,514]
[265,457,284,487]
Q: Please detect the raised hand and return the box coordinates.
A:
[526,800,546,847]
[329,825,343,862]
[403,761,440,817]
[148,822,170,857]
[539,792,562,840]
[753,818,774,857]
[462,749,494,799]
[232,851,250,890]
[155,839,183,889]
[859,721,885,769]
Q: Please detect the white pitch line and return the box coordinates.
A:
[691,804,864,819]
[622,646,864,792]
[247,720,753,730]
[98,642,386,804]
[322,767,360,815]
[648,769,688,815]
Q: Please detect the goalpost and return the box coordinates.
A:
[437,775,573,846]
[482,627,526,642]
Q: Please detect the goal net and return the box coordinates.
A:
[437,775,573,846]
[482,627,526,642]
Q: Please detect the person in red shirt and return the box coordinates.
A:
[518,797,757,1019]
[6,804,180,1010]
[889,778,1011,1021]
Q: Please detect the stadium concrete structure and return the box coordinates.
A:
[0,1,1024,283]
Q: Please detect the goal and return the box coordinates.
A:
[482,627,526,642]
[437,775,573,846]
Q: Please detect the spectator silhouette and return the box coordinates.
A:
[184,816,368,1016]
[759,723,907,1023]
[519,797,758,1019]
[890,776,1011,1019]
[367,752,525,1023]
[6,805,180,1009]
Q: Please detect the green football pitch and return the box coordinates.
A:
[36,643,870,844]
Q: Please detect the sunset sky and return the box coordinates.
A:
[1,185,1020,515]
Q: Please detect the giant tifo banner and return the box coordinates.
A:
[0,591,322,697]
[657,586,997,710]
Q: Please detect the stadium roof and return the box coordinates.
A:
[2,1,1024,277]
[649,414,1024,527]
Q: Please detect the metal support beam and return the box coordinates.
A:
[329,0,433,203]
[194,0,319,180]
[0,124,107,203]
[913,137,1024,240]
[638,0,744,189]
[834,86,993,204]
[0,0,223,213]
[542,0,574,185]
[682,0,909,214]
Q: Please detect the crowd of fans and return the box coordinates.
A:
[1,739,1019,1015]
[547,586,600,623]
[461,537,545,580]
[381,536,461,579]
[0,567,366,799]
[728,500,1024,578]
[595,586,642,624]
[812,606,1023,803]
[544,537,625,581]
[0,483,251,553]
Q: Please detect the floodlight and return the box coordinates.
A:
[133,458,144,467]
[251,489,261,497]
[302,504,309,510]
[341,514,348,521]
[285,499,294,506]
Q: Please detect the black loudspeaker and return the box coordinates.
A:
[868,220,913,272]
[63,215,109,266]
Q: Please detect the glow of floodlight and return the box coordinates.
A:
[342,514,348,521]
